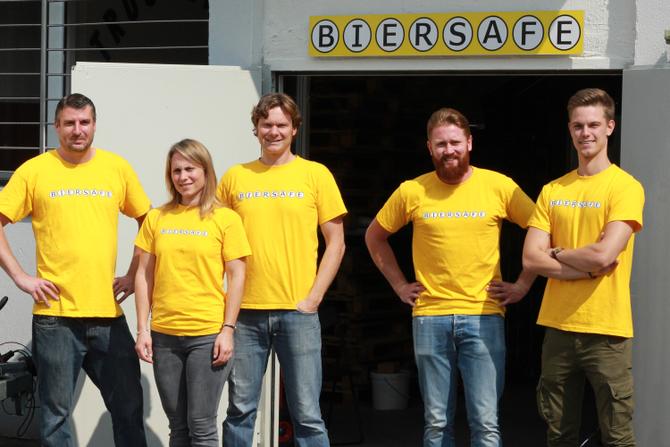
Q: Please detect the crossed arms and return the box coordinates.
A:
[522,220,636,280]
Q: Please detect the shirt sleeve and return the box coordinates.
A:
[376,183,412,234]
[120,160,151,218]
[135,209,158,254]
[608,175,644,232]
[315,164,347,224]
[504,177,536,228]
[0,166,33,223]
[220,209,252,261]
[217,169,235,208]
[527,184,551,233]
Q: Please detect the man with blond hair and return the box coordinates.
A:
[523,88,644,446]
[219,93,346,447]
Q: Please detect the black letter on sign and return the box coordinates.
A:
[556,20,571,45]
[319,25,335,48]
[483,20,502,44]
[351,23,363,48]
[414,23,433,46]
[449,22,466,46]
[383,23,398,47]
[103,9,125,44]
[521,21,536,46]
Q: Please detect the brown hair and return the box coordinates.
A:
[163,139,220,218]
[251,93,302,134]
[567,88,615,121]
[55,93,96,122]
[426,108,471,139]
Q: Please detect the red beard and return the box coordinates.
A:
[433,151,470,183]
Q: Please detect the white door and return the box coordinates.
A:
[621,65,670,446]
[71,62,275,447]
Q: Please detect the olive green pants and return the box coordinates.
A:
[537,328,635,447]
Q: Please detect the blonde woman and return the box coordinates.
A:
[134,139,250,446]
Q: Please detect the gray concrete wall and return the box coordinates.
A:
[622,64,670,446]
[633,0,670,66]
[210,0,650,72]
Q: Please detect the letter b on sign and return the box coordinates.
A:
[312,19,339,53]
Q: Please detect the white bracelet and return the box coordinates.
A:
[136,328,150,335]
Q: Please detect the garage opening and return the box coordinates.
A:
[281,72,622,446]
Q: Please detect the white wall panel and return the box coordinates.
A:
[66,61,260,446]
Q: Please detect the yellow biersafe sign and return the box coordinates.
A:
[309,11,583,57]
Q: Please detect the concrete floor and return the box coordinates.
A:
[0,437,38,446]
[325,381,548,447]
[1,383,601,446]
[325,381,603,447]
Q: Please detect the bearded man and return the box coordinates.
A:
[365,107,536,447]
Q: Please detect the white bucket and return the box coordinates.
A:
[370,371,410,410]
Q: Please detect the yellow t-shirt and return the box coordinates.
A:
[135,206,251,336]
[376,167,535,317]
[529,164,644,337]
[0,149,151,317]
[218,156,347,309]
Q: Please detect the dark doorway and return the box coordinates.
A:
[282,72,622,446]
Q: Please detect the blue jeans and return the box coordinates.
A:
[32,315,146,447]
[222,310,329,447]
[413,314,505,447]
[152,332,232,447]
